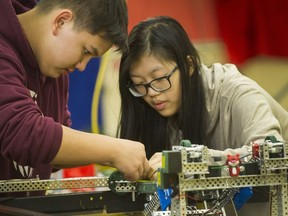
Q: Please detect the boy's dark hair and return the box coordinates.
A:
[118,16,206,158]
[35,0,128,53]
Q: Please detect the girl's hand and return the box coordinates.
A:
[147,152,162,180]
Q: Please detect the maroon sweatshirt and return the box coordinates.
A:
[0,0,71,196]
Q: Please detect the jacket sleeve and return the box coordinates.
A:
[209,73,284,159]
[0,54,62,168]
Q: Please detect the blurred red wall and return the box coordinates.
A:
[126,0,220,42]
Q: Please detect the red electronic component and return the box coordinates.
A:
[226,154,240,177]
[252,142,260,158]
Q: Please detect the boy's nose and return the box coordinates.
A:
[75,57,90,72]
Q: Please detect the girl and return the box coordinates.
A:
[118,16,288,177]
[117,19,288,215]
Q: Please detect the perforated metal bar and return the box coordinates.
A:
[0,176,109,193]
[179,174,287,191]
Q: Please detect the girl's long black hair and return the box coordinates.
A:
[117,16,206,158]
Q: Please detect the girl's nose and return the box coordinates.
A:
[146,86,161,97]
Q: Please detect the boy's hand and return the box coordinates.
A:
[111,139,150,181]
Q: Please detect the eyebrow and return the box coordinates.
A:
[130,67,166,78]
[90,46,99,56]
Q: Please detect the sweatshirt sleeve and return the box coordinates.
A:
[224,75,283,146]
[0,54,62,167]
[207,82,283,163]
[204,64,287,161]
[209,74,284,160]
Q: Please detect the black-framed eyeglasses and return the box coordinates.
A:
[127,66,178,97]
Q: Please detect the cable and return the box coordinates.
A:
[91,50,111,133]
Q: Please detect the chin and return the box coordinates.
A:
[39,69,57,78]
[158,110,173,117]
[49,71,63,78]
[158,108,179,117]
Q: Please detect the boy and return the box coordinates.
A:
[0,0,149,196]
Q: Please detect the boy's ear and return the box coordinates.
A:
[187,55,194,76]
[52,10,74,36]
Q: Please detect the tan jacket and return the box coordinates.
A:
[201,63,288,159]
[201,63,287,215]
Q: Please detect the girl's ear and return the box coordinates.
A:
[187,55,194,76]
